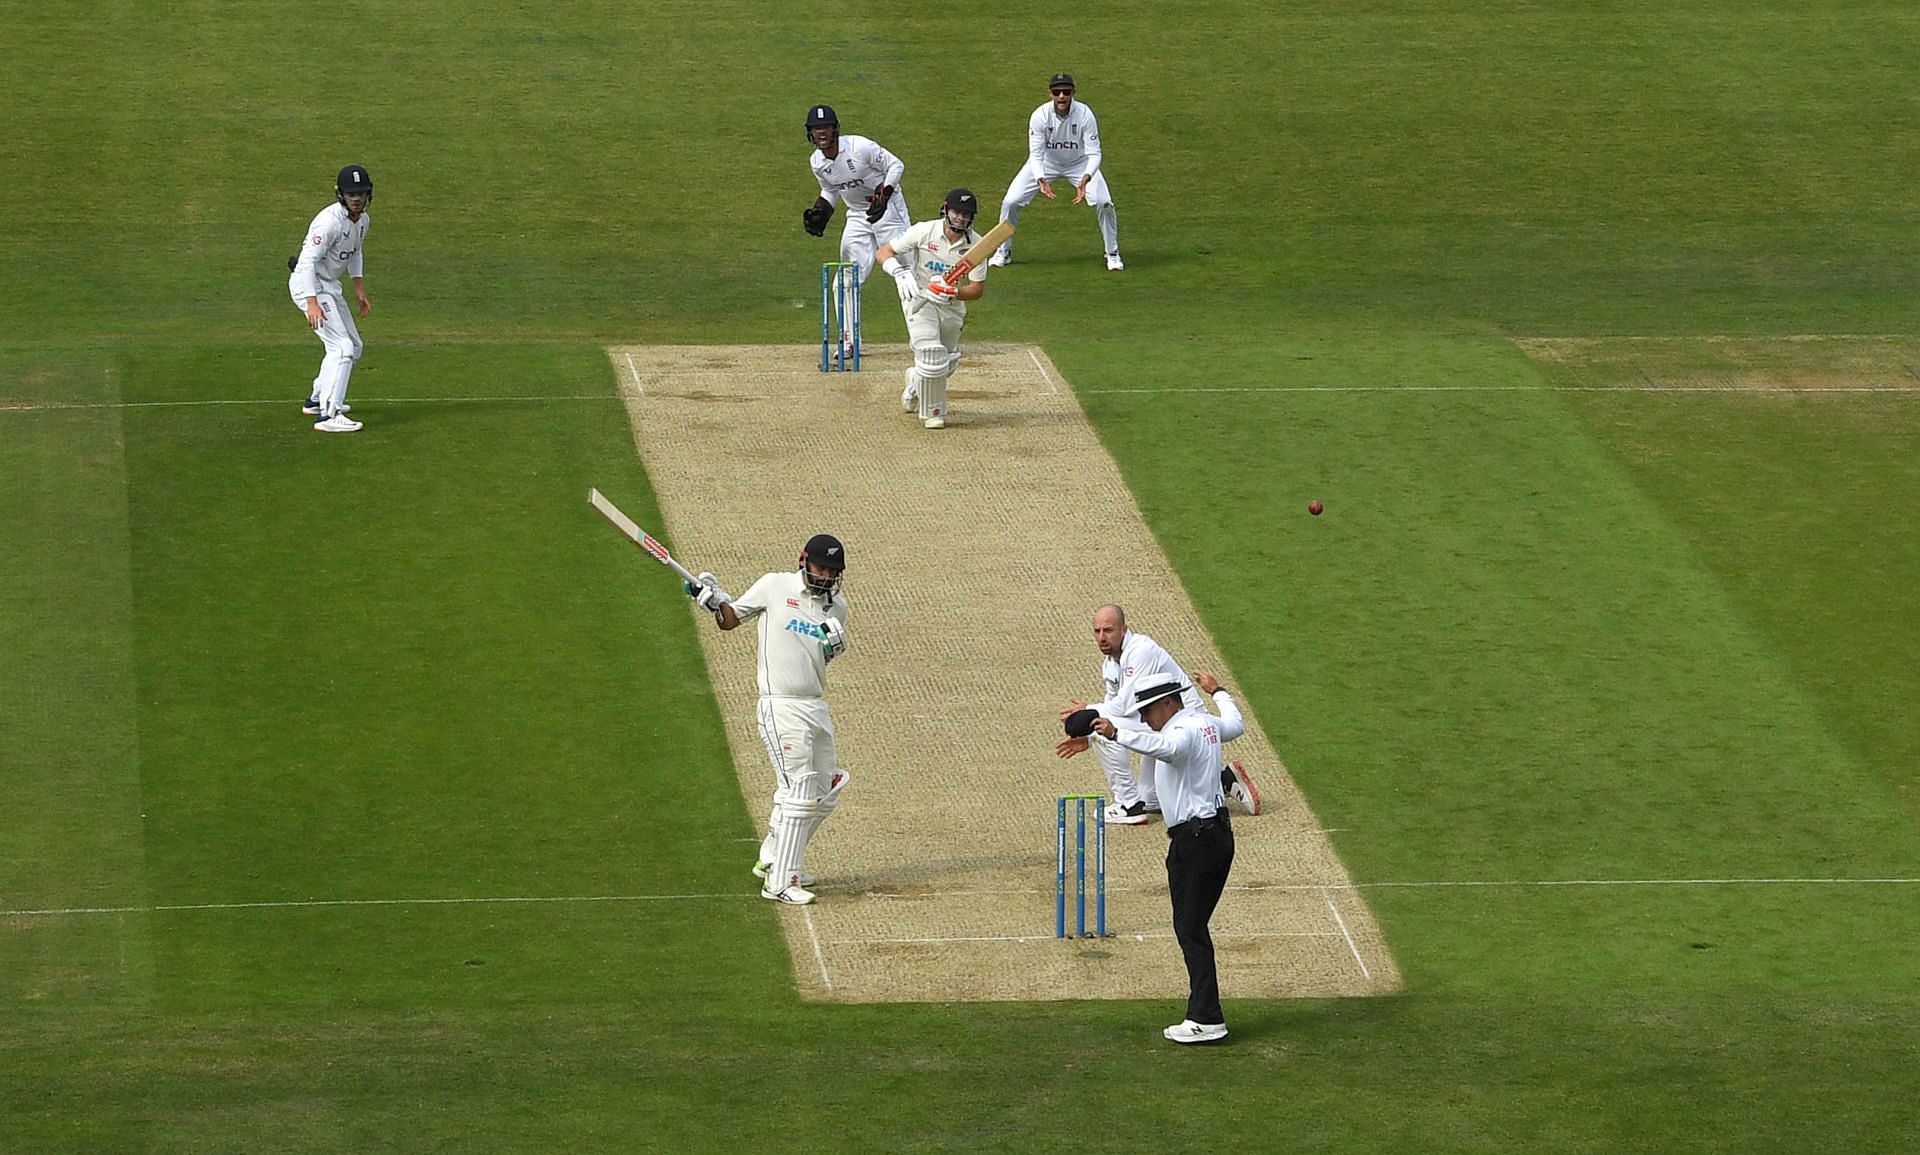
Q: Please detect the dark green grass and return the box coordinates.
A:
[6,1,1920,1150]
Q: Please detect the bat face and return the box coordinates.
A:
[942,221,1015,284]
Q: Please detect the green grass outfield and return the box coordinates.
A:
[5,2,1918,1150]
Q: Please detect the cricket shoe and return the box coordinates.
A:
[901,368,918,412]
[314,413,363,433]
[1164,1019,1228,1044]
[987,250,1012,268]
[752,860,816,887]
[1106,253,1125,271]
[1104,800,1154,826]
[923,415,946,430]
[302,398,350,415]
[1223,760,1262,816]
[761,880,817,905]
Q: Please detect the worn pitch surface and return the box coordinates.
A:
[608,343,1400,1003]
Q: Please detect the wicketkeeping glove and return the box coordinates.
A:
[865,184,893,224]
[802,198,833,237]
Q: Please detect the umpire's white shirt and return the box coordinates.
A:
[1026,99,1103,179]
[288,202,368,300]
[1112,691,1246,827]
[731,571,848,697]
[811,134,906,213]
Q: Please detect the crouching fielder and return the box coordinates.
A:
[687,534,851,905]
[289,164,372,432]
[874,189,992,430]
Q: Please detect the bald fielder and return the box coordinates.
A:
[989,74,1123,271]
[873,189,992,429]
[687,534,851,906]
[288,164,373,432]
[1058,604,1262,824]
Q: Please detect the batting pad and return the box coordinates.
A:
[608,343,1400,1003]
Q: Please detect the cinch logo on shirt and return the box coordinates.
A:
[785,618,827,640]
[1045,140,1082,151]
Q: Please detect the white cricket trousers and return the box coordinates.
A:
[290,286,362,417]
[838,199,912,281]
[755,695,837,885]
[995,162,1119,259]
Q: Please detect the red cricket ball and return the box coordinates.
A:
[1308,500,1324,516]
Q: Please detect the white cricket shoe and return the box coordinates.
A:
[1106,253,1125,271]
[1164,1019,1228,1044]
[901,368,918,412]
[923,415,946,430]
[988,250,1011,268]
[761,881,817,905]
[752,861,816,887]
[1223,760,1262,816]
[1104,800,1153,826]
[314,413,363,433]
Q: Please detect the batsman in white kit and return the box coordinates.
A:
[288,165,372,432]
[989,73,1123,271]
[873,189,994,429]
[686,534,852,905]
[1058,604,1262,824]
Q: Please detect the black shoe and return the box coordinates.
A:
[301,397,322,414]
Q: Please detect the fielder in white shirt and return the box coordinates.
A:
[288,165,372,433]
[688,534,851,906]
[802,103,912,280]
[873,189,991,429]
[989,73,1123,271]
[1058,604,1262,823]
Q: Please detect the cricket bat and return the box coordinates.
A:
[939,220,1015,287]
[588,488,701,586]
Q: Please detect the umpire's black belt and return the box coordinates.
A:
[1167,811,1230,838]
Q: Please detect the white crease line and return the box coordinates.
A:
[1,893,755,917]
[10,876,1916,920]
[1025,347,1058,394]
[825,931,1343,946]
[1077,384,1920,395]
[623,352,643,395]
[804,908,833,991]
[1237,877,1920,892]
[1323,889,1373,982]
[0,394,618,413]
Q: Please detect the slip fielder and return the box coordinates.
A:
[989,73,1123,271]
[289,164,373,432]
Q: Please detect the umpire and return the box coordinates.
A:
[1072,668,1244,1043]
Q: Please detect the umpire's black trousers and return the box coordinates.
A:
[1165,810,1235,1025]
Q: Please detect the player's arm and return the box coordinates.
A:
[865,139,905,222]
[1080,109,1103,180]
[876,238,918,304]
[803,165,836,236]
[292,214,329,325]
[955,261,987,302]
[348,230,369,314]
[716,574,772,631]
[1192,669,1246,742]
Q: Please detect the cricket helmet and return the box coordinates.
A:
[336,164,373,205]
[942,187,978,229]
[799,532,846,597]
[804,104,840,144]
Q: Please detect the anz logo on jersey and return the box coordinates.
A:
[785,617,828,641]
[927,258,953,276]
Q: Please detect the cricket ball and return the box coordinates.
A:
[1308,500,1324,516]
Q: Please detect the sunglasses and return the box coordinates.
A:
[1050,88,1074,96]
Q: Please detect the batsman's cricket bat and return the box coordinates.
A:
[939,220,1015,287]
[588,488,701,585]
